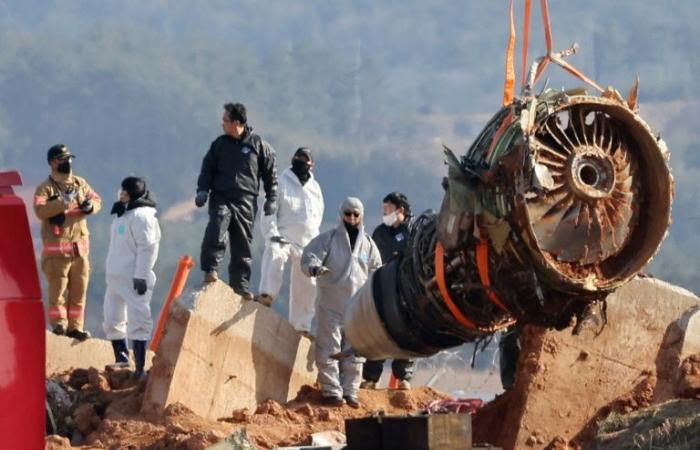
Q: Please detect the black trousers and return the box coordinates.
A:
[363,358,415,382]
[200,193,256,295]
[499,326,521,390]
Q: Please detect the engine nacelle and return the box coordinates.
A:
[346,89,673,359]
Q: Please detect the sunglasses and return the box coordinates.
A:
[344,211,361,218]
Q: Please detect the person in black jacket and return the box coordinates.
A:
[360,192,416,390]
[195,103,277,299]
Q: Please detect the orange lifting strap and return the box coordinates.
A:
[520,0,532,88]
[476,234,510,313]
[435,242,479,330]
[503,0,603,106]
[435,240,515,332]
[502,0,517,106]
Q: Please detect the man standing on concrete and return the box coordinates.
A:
[103,177,161,378]
[257,147,324,336]
[302,197,382,408]
[195,103,277,300]
[34,144,102,341]
[361,192,416,390]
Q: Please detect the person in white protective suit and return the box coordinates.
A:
[301,197,381,408]
[257,147,324,335]
[103,177,161,378]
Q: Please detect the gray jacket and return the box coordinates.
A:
[302,220,381,314]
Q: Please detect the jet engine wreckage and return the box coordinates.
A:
[345,4,674,360]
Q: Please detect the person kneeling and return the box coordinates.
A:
[103,177,161,378]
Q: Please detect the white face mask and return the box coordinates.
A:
[382,211,398,227]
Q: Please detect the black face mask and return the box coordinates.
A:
[110,201,127,217]
[291,159,312,184]
[57,161,72,174]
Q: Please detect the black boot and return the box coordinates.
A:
[66,328,90,342]
[111,339,130,364]
[132,340,147,378]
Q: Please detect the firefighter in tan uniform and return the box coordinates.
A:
[34,144,102,341]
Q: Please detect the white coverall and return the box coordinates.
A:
[301,198,381,399]
[259,167,324,332]
[103,205,161,341]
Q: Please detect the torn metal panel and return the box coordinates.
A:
[345,88,673,359]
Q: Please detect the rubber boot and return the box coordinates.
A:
[132,340,147,378]
[111,339,130,364]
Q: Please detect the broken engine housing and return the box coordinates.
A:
[345,89,673,359]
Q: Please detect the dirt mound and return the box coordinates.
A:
[48,368,447,449]
[224,385,449,449]
[472,369,658,450]
[47,368,235,449]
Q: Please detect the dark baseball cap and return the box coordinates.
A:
[293,147,313,161]
[47,144,75,162]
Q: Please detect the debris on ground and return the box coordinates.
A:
[45,367,448,449]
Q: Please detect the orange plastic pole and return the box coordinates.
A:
[389,374,399,389]
[150,255,194,351]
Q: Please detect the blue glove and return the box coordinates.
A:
[194,190,208,208]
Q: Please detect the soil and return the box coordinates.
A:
[471,327,674,450]
[235,384,448,449]
[677,353,700,399]
[47,349,700,450]
[46,368,448,450]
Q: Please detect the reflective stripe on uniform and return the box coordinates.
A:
[65,207,83,217]
[42,239,90,256]
[67,307,84,318]
[48,306,67,319]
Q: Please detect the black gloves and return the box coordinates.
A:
[79,199,93,214]
[48,212,66,227]
[133,278,147,295]
[309,265,329,277]
[270,236,290,245]
[263,199,277,216]
[194,191,208,208]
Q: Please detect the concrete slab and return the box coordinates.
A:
[46,331,154,376]
[141,280,317,420]
[473,276,700,450]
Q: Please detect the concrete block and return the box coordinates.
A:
[46,331,153,376]
[142,280,317,420]
[474,276,700,450]
[655,305,700,401]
